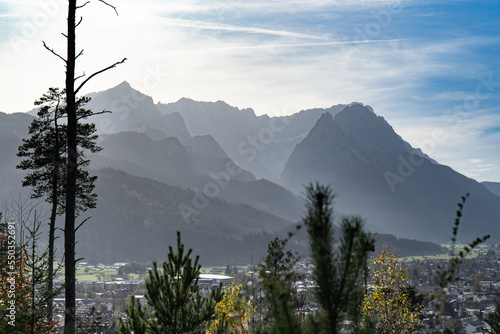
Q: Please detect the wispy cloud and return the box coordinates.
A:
[160,18,328,40]
[0,0,499,181]
[157,38,405,54]
[156,0,414,15]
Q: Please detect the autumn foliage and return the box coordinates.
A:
[362,250,422,333]
[207,281,254,333]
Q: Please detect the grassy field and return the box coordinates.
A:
[401,244,488,262]
[57,265,238,281]
[65,245,490,280]
[58,267,143,281]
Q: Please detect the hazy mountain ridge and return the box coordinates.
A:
[91,128,303,222]
[96,132,198,186]
[0,112,35,202]
[158,97,348,182]
[282,104,500,241]
[0,109,307,263]
[1,80,498,263]
[482,181,500,197]
[78,83,500,242]
[79,168,294,264]
[185,135,256,182]
[281,104,417,191]
[86,81,161,134]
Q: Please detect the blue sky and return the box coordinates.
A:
[0,0,499,182]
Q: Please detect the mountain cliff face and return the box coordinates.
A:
[282,104,412,191]
[282,104,500,241]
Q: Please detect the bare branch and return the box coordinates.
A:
[74,57,127,95]
[61,32,68,38]
[75,217,91,233]
[75,257,85,264]
[43,41,66,63]
[76,1,90,9]
[75,16,83,28]
[75,71,86,81]
[98,0,119,16]
[75,49,84,60]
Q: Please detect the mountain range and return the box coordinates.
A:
[1,81,499,264]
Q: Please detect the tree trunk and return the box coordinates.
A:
[47,180,56,322]
[47,105,60,323]
[64,0,77,333]
[31,212,36,334]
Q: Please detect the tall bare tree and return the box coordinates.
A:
[42,1,125,332]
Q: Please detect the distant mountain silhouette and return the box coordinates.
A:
[1,81,497,264]
[282,104,500,242]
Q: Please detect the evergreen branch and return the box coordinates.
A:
[77,109,111,120]
[440,194,490,287]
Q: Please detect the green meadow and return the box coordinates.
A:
[401,244,488,262]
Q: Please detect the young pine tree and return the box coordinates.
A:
[485,300,500,334]
[259,184,376,334]
[120,231,223,333]
[304,183,375,334]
